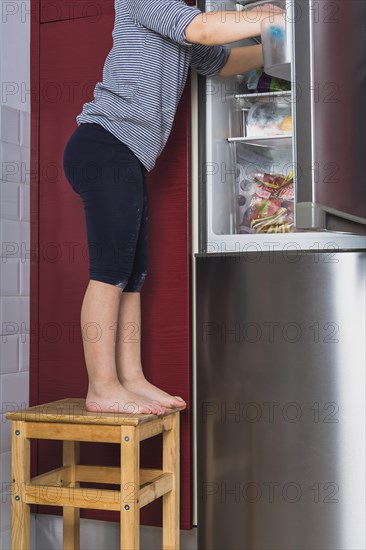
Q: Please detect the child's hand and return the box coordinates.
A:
[245,1,286,15]
[248,2,286,24]
[262,4,284,13]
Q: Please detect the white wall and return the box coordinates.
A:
[0,2,31,547]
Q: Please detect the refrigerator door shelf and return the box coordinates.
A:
[296,202,366,232]
[298,202,366,231]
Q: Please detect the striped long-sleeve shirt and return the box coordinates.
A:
[76,0,230,172]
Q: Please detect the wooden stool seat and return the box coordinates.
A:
[5,398,184,550]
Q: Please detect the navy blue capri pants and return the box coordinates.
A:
[63,122,148,292]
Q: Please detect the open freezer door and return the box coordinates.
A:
[292,0,366,232]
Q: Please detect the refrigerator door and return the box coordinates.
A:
[196,251,366,550]
[292,0,366,229]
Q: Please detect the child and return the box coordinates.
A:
[63,0,280,415]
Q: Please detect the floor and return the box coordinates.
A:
[0,513,198,549]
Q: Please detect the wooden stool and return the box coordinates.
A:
[5,398,184,550]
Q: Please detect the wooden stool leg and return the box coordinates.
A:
[11,420,30,550]
[163,412,180,550]
[120,426,139,550]
[63,440,80,550]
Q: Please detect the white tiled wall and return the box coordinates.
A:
[0,2,31,547]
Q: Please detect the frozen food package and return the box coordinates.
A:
[241,171,295,233]
[246,101,292,136]
[236,164,257,233]
[256,69,291,93]
[240,68,291,94]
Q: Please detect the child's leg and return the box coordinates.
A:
[116,291,186,408]
[63,123,165,414]
[115,178,186,409]
[80,280,165,415]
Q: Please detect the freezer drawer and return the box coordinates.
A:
[196,251,365,550]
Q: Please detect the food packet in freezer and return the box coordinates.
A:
[241,172,295,233]
[246,102,292,137]
[237,164,255,234]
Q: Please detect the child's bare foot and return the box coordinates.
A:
[86,381,166,416]
[121,375,187,409]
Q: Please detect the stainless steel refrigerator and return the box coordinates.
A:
[193,1,366,549]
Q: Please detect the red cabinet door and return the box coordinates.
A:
[40,0,114,22]
[32,11,192,529]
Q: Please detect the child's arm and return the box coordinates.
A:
[218,44,263,77]
[186,9,281,46]
[126,0,283,47]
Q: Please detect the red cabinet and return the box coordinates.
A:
[31,2,192,529]
[39,1,114,22]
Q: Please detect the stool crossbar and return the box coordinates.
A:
[5,398,184,550]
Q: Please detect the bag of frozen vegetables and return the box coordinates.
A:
[241,171,295,233]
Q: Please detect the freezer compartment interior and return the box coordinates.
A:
[201,0,366,250]
[205,81,295,236]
